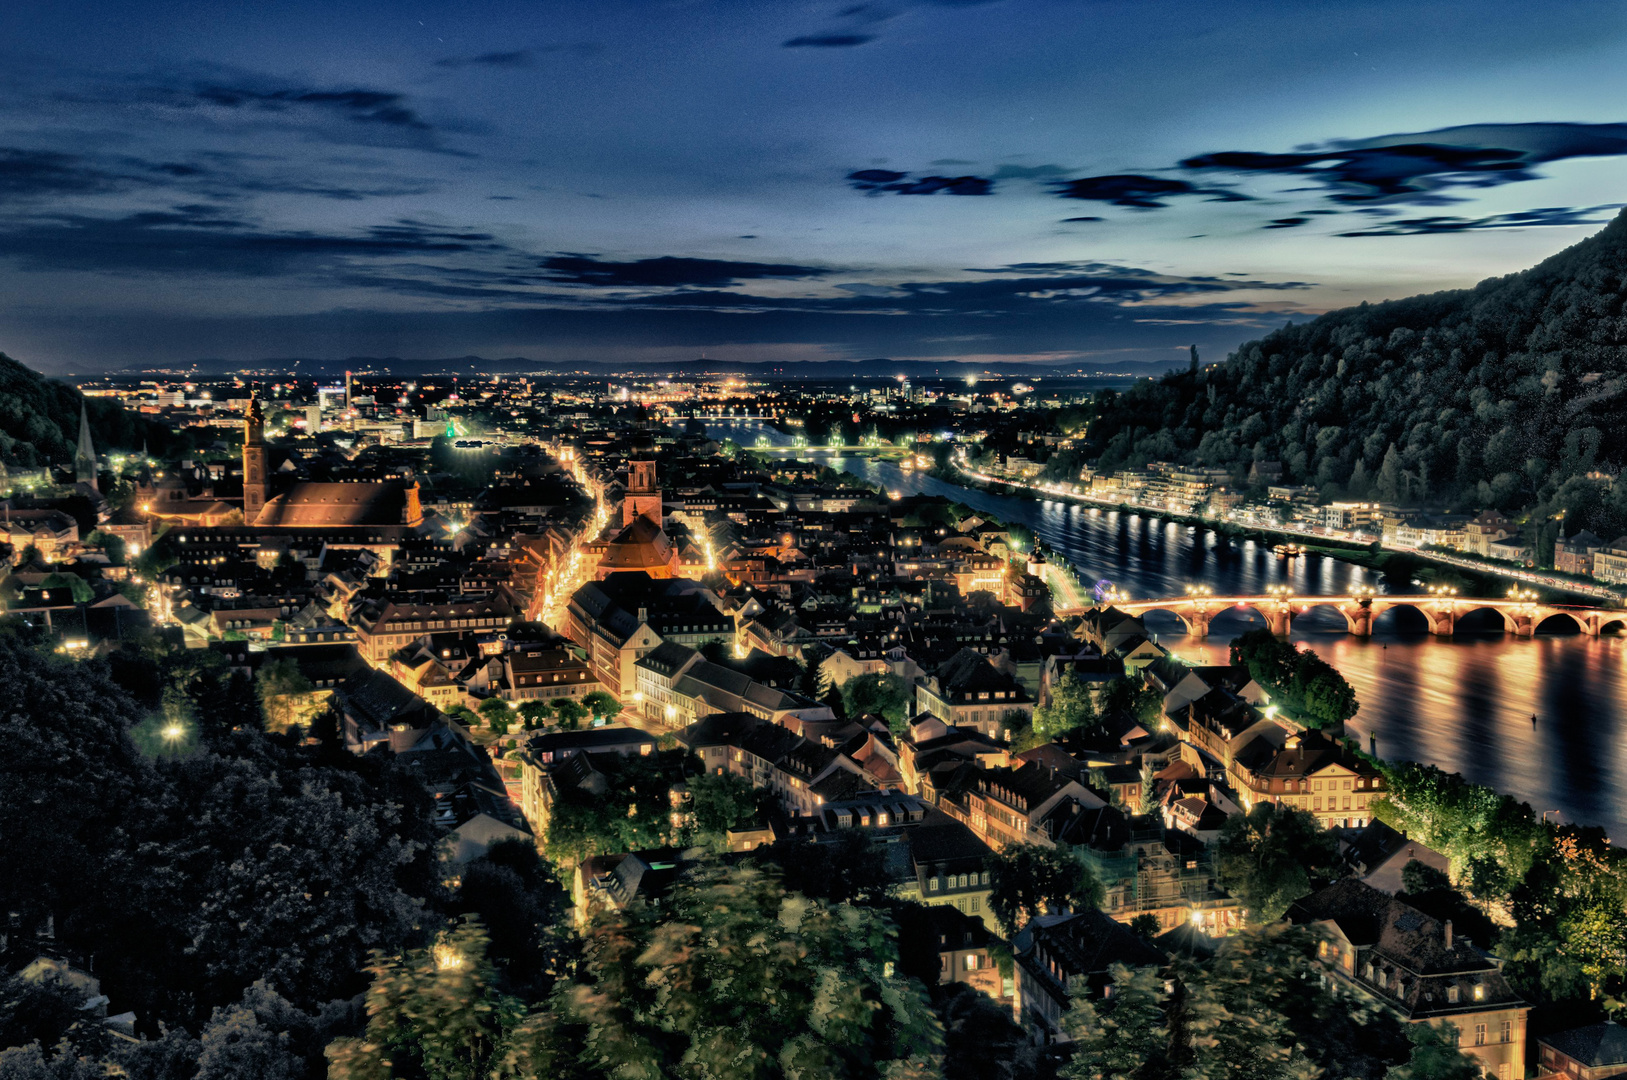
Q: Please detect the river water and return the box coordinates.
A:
[710,421,1627,837]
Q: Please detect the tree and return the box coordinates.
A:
[1215,802,1340,924]
[1129,913,1162,938]
[453,840,568,1001]
[580,691,619,724]
[0,636,443,1035]
[255,658,316,734]
[550,699,587,731]
[489,864,944,1079]
[1385,1023,1481,1080]
[1061,963,1168,1080]
[939,982,1038,1080]
[516,701,551,729]
[988,845,1104,936]
[1033,672,1099,741]
[477,698,512,733]
[1230,630,1357,728]
[1136,758,1159,815]
[683,768,760,850]
[541,751,676,870]
[840,671,911,732]
[327,920,525,1080]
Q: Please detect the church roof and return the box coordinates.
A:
[254,480,420,528]
[598,514,677,572]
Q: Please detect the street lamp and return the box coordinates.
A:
[162,722,184,742]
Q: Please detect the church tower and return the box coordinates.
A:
[623,457,662,526]
[74,402,98,492]
[243,394,267,520]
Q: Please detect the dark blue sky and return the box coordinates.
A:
[3,0,1626,372]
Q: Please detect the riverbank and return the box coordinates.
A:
[949,463,1621,606]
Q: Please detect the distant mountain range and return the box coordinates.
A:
[98,355,1179,381]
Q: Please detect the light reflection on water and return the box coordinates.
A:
[708,423,1627,834]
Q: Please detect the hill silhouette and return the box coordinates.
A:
[0,352,182,469]
[1085,208,1627,549]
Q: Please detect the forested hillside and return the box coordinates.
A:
[0,352,177,468]
[1086,208,1627,540]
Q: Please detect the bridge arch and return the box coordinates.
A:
[1369,601,1445,634]
[1130,604,1206,637]
[1292,601,1363,634]
[1533,610,1585,634]
[1454,605,1516,634]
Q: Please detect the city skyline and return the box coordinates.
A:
[3,0,1627,371]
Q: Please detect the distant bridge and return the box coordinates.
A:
[1060,594,1627,639]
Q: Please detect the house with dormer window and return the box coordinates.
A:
[1290,879,1528,1079]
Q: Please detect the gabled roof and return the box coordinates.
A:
[1541,1023,1627,1068]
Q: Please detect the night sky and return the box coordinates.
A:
[3,0,1627,372]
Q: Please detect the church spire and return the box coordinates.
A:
[74,401,98,491]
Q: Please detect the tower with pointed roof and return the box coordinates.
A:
[624,457,662,526]
[243,394,267,520]
[74,402,98,492]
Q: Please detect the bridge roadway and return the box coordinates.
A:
[1057,594,1627,639]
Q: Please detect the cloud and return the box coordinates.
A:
[1335,204,1624,236]
[435,50,535,69]
[989,163,1074,180]
[537,254,833,287]
[1182,122,1627,205]
[1265,217,1308,229]
[0,208,506,276]
[1053,174,1249,209]
[0,148,119,200]
[847,169,992,195]
[434,44,602,68]
[784,34,876,47]
[195,84,431,129]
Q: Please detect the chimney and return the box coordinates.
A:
[1444,920,1453,948]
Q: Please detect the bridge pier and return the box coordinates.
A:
[1427,609,1454,636]
[1183,609,1211,640]
[1344,602,1373,638]
[1264,609,1292,637]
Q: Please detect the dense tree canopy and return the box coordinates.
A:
[0,635,442,1040]
[1084,209,1627,540]
[1214,802,1340,924]
[1230,630,1358,728]
[987,844,1104,936]
[840,671,912,733]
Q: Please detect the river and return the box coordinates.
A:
[709,420,1627,837]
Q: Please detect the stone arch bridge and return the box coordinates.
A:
[1078,594,1627,640]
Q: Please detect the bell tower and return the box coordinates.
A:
[624,457,662,526]
[243,394,267,521]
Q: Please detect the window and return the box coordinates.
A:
[1314,781,1323,792]
[1473,984,1485,1001]
[1343,780,1352,791]
[1497,1066,1510,1080]
[929,878,939,892]
[1447,986,1459,1003]
[965,955,979,971]
[1500,1020,1511,1043]
[971,897,981,913]
[1473,1024,1485,1047]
